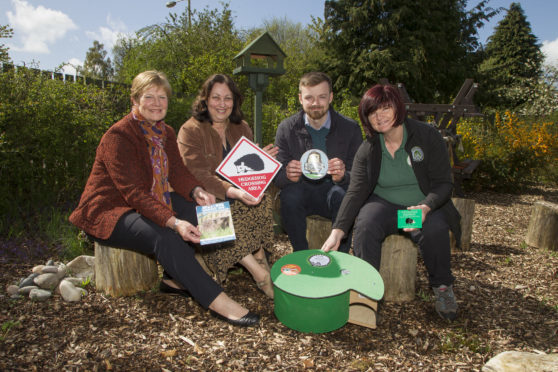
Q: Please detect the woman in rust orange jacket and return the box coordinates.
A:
[69,71,259,327]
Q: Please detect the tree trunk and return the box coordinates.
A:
[306,215,332,251]
[525,200,558,251]
[94,243,159,297]
[379,234,417,302]
[450,197,476,252]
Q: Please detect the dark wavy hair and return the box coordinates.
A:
[191,74,244,124]
[358,84,406,138]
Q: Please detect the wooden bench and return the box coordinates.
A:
[452,159,480,197]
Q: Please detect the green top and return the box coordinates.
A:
[374,125,425,206]
[271,250,384,300]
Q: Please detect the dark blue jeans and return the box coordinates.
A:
[280,179,352,252]
[353,194,454,287]
[91,192,223,308]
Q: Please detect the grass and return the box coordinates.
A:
[38,208,93,260]
[439,328,491,354]
[0,320,21,341]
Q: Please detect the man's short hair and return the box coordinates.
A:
[299,72,332,93]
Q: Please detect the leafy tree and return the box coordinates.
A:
[0,24,14,63]
[316,0,497,102]
[114,4,241,96]
[82,40,114,80]
[477,2,544,110]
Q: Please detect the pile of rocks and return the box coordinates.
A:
[6,255,95,302]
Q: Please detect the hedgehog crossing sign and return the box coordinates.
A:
[216,136,282,199]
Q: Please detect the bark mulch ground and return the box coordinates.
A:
[1,186,557,371]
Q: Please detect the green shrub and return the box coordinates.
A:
[0,68,129,237]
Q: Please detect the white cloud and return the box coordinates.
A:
[7,0,78,54]
[542,38,558,67]
[85,14,129,51]
[61,58,83,76]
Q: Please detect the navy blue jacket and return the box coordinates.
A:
[274,108,363,189]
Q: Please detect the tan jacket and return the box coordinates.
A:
[177,117,253,200]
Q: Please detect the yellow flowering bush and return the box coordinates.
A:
[457,112,557,190]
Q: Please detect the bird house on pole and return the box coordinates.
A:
[233,32,286,144]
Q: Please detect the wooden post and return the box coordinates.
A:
[94,243,159,297]
[525,201,558,251]
[306,215,331,250]
[379,235,417,302]
[450,197,475,252]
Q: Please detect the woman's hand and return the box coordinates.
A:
[321,229,345,252]
[261,143,279,159]
[167,217,202,243]
[226,187,262,206]
[192,186,216,206]
[402,204,431,232]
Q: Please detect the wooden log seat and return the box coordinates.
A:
[525,200,558,251]
[94,242,159,297]
[450,197,476,252]
[379,234,418,303]
[306,215,332,251]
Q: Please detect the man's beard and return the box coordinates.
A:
[306,106,327,120]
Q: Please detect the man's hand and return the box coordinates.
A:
[402,204,431,232]
[327,157,346,183]
[286,159,302,183]
[192,186,216,206]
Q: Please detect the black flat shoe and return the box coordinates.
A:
[159,281,191,298]
[210,310,260,327]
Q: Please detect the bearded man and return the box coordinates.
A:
[274,72,362,252]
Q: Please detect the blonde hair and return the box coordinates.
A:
[130,70,172,102]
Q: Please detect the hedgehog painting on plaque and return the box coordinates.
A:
[216,136,282,200]
[196,202,236,245]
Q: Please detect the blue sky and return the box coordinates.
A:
[2,0,557,75]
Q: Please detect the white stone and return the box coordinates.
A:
[6,285,19,296]
[41,265,59,274]
[58,279,86,302]
[482,351,558,372]
[56,263,67,280]
[64,277,87,287]
[18,286,39,295]
[29,288,52,301]
[66,255,95,279]
[33,273,60,290]
[32,265,45,274]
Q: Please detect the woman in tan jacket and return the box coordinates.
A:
[178,74,276,299]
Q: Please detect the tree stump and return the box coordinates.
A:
[94,243,158,297]
[379,234,418,302]
[450,197,475,252]
[306,215,332,250]
[525,200,558,251]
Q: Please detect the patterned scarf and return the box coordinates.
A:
[134,108,173,209]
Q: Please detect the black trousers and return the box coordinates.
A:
[353,194,455,287]
[92,193,223,308]
[280,179,352,252]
